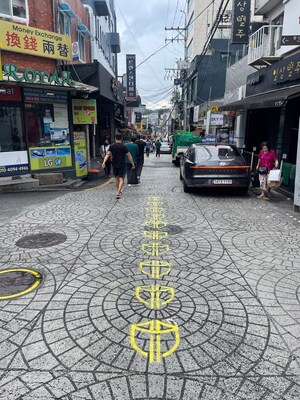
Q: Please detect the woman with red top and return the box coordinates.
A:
[256,141,279,200]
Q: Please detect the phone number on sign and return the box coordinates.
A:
[0,165,29,173]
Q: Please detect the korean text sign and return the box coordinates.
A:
[231,0,251,44]
[0,20,72,61]
[126,54,136,98]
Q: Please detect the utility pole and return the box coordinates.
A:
[165,20,189,130]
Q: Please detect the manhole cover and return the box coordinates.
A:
[16,233,67,248]
[0,269,42,300]
[144,225,184,235]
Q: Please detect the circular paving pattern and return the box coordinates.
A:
[0,223,92,263]
[203,206,296,232]
[16,233,67,248]
[145,224,184,235]
[42,268,270,374]
[221,230,300,263]
[0,268,42,300]
[23,203,106,225]
[87,229,226,268]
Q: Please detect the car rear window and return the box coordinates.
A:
[195,146,241,163]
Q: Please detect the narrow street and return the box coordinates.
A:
[1,154,300,399]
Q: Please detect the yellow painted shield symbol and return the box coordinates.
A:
[136,284,175,309]
[142,242,170,256]
[130,320,180,363]
[144,230,168,240]
[139,261,172,278]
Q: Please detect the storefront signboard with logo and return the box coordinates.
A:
[210,114,224,126]
[0,151,29,176]
[2,64,74,87]
[72,99,97,124]
[73,132,88,177]
[29,146,72,170]
[0,20,72,61]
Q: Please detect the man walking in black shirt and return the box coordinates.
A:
[135,134,146,182]
[102,132,135,199]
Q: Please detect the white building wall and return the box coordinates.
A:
[86,2,117,76]
[187,0,260,60]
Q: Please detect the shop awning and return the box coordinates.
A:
[0,74,99,94]
[220,84,300,111]
[59,2,76,18]
[77,24,90,36]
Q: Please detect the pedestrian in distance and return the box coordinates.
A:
[145,139,151,157]
[155,139,162,158]
[135,134,146,182]
[125,136,139,186]
[102,132,135,199]
[256,141,278,200]
[99,139,111,177]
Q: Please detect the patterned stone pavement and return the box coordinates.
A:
[0,155,300,399]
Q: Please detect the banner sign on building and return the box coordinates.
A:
[72,99,97,125]
[0,151,29,176]
[0,20,72,61]
[73,132,88,177]
[231,0,251,44]
[29,146,72,170]
[126,54,136,98]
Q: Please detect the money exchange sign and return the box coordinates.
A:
[0,20,72,61]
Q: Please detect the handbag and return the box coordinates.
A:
[267,169,282,189]
[257,166,268,175]
[251,172,260,188]
[268,169,281,182]
[127,167,138,184]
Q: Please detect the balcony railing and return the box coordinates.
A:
[248,25,283,67]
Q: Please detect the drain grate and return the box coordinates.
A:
[0,269,42,300]
[16,232,67,248]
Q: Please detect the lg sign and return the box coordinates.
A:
[0,85,21,101]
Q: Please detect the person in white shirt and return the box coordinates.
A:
[100,140,112,176]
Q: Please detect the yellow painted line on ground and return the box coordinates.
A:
[0,268,42,300]
[130,196,180,362]
[86,177,114,191]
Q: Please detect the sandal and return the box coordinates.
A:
[257,194,264,199]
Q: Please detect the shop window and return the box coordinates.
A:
[0,106,25,152]
[220,52,230,62]
[78,32,86,62]
[24,103,70,147]
[0,0,28,20]
[59,11,71,36]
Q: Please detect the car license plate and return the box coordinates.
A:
[213,179,232,184]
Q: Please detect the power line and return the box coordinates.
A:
[115,0,164,86]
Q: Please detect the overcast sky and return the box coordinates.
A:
[115,0,186,109]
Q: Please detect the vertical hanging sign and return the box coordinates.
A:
[231,0,251,44]
[126,54,136,98]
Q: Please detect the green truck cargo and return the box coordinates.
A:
[172,131,203,166]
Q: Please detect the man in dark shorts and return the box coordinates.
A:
[135,134,146,182]
[102,132,135,199]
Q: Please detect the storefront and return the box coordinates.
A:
[0,70,98,179]
[0,84,29,176]
[0,18,97,179]
[64,61,125,153]
[222,52,300,161]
